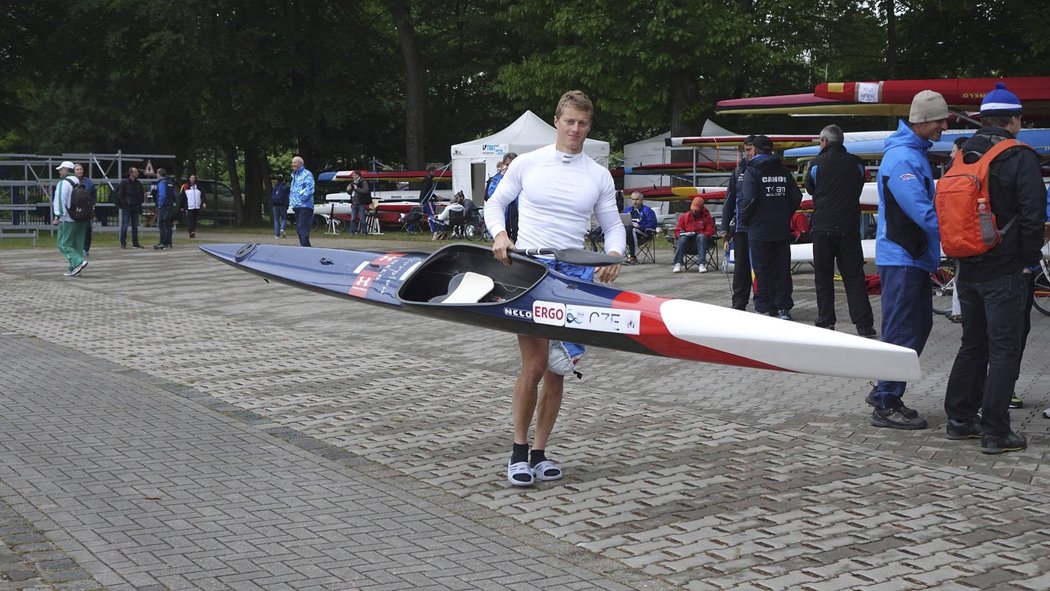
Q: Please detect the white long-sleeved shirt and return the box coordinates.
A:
[484,144,625,254]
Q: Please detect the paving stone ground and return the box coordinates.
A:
[1,232,1049,590]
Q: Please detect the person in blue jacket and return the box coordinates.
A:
[720,138,756,309]
[623,191,657,264]
[152,168,176,250]
[289,156,315,247]
[738,135,803,320]
[867,90,948,431]
[271,174,290,238]
[73,163,96,256]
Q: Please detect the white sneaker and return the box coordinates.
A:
[698,266,708,274]
[70,260,88,276]
[672,263,682,273]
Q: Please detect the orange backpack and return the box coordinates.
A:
[935,139,1031,258]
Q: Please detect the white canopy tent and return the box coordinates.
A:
[450,111,610,203]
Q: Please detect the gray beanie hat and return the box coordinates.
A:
[909,90,950,124]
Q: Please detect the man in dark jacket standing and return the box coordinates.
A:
[271,174,290,238]
[347,170,372,236]
[114,167,145,249]
[720,137,756,310]
[738,135,803,320]
[806,124,876,337]
[943,84,1046,454]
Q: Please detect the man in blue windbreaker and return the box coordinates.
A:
[289,156,315,247]
[867,90,948,430]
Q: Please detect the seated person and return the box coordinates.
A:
[460,191,477,220]
[623,191,657,263]
[790,210,811,243]
[431,195,465,239]
[672,197,716,274]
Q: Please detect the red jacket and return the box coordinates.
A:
[674,208,715,239]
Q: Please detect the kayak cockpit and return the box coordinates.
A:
[398,243,546,306]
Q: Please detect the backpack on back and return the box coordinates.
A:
[63,178,95,222]
[934,139,1030,258]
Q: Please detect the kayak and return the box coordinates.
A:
[815,77,1050,106]
[200,242,920,381]
[666,134,818,149]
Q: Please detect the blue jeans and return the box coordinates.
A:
[157,205,174,246]
[944,272,1025,437]
[873,265,933,404]
[673,234,707,265]
[350,203,369,235]
[272,206,287,236]
[119,207,140,246]
[293,207,313,247]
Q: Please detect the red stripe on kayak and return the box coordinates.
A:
[611,292,787,371]
[348,253,405,298]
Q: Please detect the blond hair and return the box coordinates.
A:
[555,90,594,118]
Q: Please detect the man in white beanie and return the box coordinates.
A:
[943,83,1045,454]
[866,90,949,430]
[51,161,88,276]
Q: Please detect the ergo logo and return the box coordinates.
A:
[532,301,566,326]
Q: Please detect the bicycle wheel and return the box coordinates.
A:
[929,263,955,316]
[1032,267,1050,317]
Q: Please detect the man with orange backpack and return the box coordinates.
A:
[941,84,1046,454]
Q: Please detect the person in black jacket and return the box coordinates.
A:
[738,135,803,319]
[720,137,756,310]
[806,124,876,337]
[114,167,145,249]
[943,84,1046,454]
[271,174,290,238]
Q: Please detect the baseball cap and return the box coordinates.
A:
[56,160,75,171]
[908,90,950,123]
[690,196,705,210]
[980,82,1023,117]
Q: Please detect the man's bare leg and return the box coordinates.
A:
[513,335,550,444]
[532,370,564,451]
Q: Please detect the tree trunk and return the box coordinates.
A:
[386,0,426,168]
[669,72,703,183]
[243,144,264,224]
[224,145,243,225]
[884,0,897,78]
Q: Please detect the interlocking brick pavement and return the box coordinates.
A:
[1,236,1050,589]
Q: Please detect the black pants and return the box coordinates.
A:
[749,238,792,314]
[627,228,653,257]
[812,231,873,329]
[157,206,174,246]
[294,207,313,247]
[945,273,1025,438]
[185,209,199,236]
[730,232,752,310]
[84,223,93,252]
